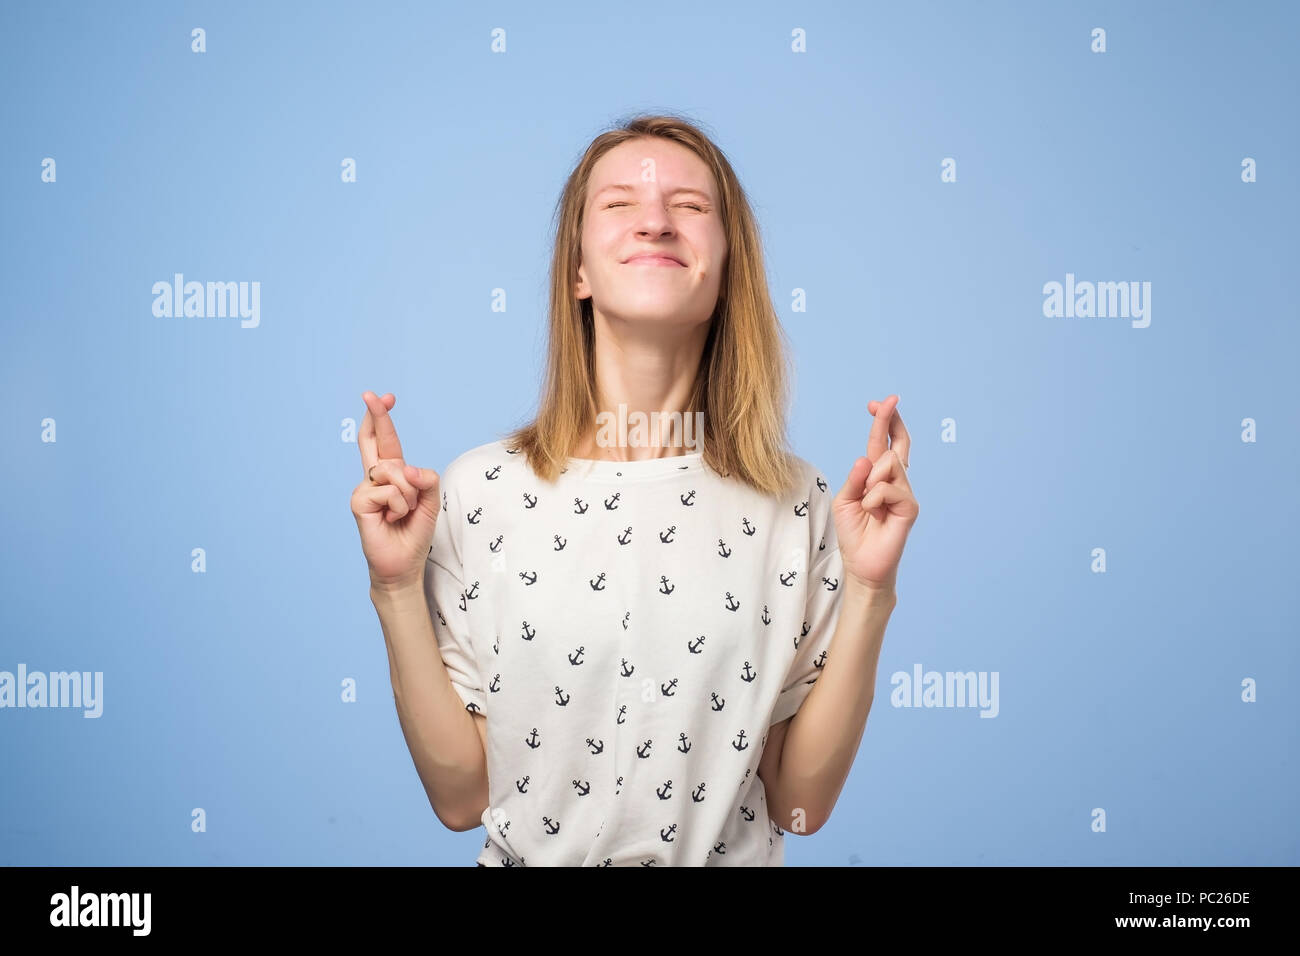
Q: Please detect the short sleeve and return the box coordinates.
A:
[423,463,488,716]
[769,467,845,727]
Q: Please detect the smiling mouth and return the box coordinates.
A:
[625,256,686,267]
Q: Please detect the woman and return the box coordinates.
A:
[351,114,919,866]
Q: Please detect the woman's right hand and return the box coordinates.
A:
[351,390,442,592]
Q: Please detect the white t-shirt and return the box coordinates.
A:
[423,438,846,866]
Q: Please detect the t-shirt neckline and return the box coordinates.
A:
[562,450,703,480]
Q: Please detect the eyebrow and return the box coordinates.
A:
[592,183,714,202]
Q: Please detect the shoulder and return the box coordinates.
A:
[784,452,835,509]
[440,438,518,492]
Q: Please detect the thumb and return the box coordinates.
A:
[404,465,441,516]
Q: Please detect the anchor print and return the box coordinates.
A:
[465,581,480,601]
[521,620,535,640]
[572,779,590,796]
[660,824,677,843]
[692,782,706,803]
[615,775,623,794]
[636,739,653,758]
[801,620,811,637]
[590,572,606,591]
[553,534,567,551]
[732,729,749,751]
[543,816,560,835]
[586,737,604,754]
[676,732,691,753]
[522,492,537,509]
[779,570,797,586]
[573,497,588,514]
[620,658,634,677]
[724,592,739,611]
[568,645,584,665]
[489,673,501,692]
[506,446,519,455]
[740,806,755,822]
[819,534,826,552]
[761,605,770,625]
[465,701,481,714]
[493,635,499,655]
[656,780,673,799]
[794,500,808,516]
[525,727,540,749]
[604,492,620,510]
[489,534,503,553]
[641,860,657,866]
[814,650,828,669]
[680,490,695,506]
[710,692,725,712]
[717,538,730,557]
[687,635,705,654]
[554,685,569,706]
[616,704,626,724]
[741,661,757,682]
[713,841,726,856]
[622,611,630,630]
[485,465,501,480]
[458,589,468,611]
[658,575,674,595]
[519,570,538,585]
[742,517,756,536]
[516,776,529,793]
[658,525,677,543]
[434,607,446,627]
[467,506,483,524]
[598,859,612,867]
[816,475,827,492]
[822,575,839,591]
[441,490,448,511]
[660,678,678,697]
[618,527,632,545]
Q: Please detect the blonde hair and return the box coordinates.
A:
[502,112,799,497]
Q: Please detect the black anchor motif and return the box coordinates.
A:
[814,650,828,669]
[618,527,632,545]
[519,570,538,585]
[485,465,501,480]
[819,534,826,552]
[489,534,503,552]
[586,737,604,754]
[794,500,808,516]
[489,673,501,692]
[467,506,483,524]
[604,492,620,510]
[522,492,537,508]
[761,605,770,625]
[516,775,529,793]
[816,476,827,492]
[710,692,725,711]
[598,859,613,867]
[660,678,677,697]
[620,658,634,676]
[492,635,499,655]
[525,727,540,749]
[741,661,757,682]
[687,635,705,654]
[568,646,584,665]
[573,497,588,514]
[740,806,755,822]
[680,490,695,506]
[713,841,726,856]
[572,779,590,796]
[505,447,519,455]
[801,620,811,637]
[676,732,691,753]
[615,775,623,794]
[622,611,630,630]
[717,539,731,557]
[543,816,560,835]
[659,525,676,543]
[822,576,839,591]
[434,607,446,626]
[636,739,652,758]
[732,730,749,751]
[465,701,481,714]
[616,704,627,724]
[724,592,739,611]
[553,534,566,551]
[742,518,756,536]
[521,620,535,640]
[660,824,677,842]
[641,859,657,866]
[590,572,606,591]
[554,685,569,706]
[658,575,674,595]
[692,783,706,803]
[779,570,797,586]
[657,780,673,799]
[441,490,448,511]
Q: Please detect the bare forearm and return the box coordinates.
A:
[773,582,895,834]
[370,581,488,831]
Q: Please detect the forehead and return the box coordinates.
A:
[588,139,716,197]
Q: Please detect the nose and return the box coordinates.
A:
[633,200,675,239]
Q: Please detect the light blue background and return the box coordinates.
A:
[1,0,1296,866]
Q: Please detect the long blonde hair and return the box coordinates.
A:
[503,113,799,497]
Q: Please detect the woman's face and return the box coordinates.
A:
[575,138,727,330]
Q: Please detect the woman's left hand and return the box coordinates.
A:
[831,394,920,597]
